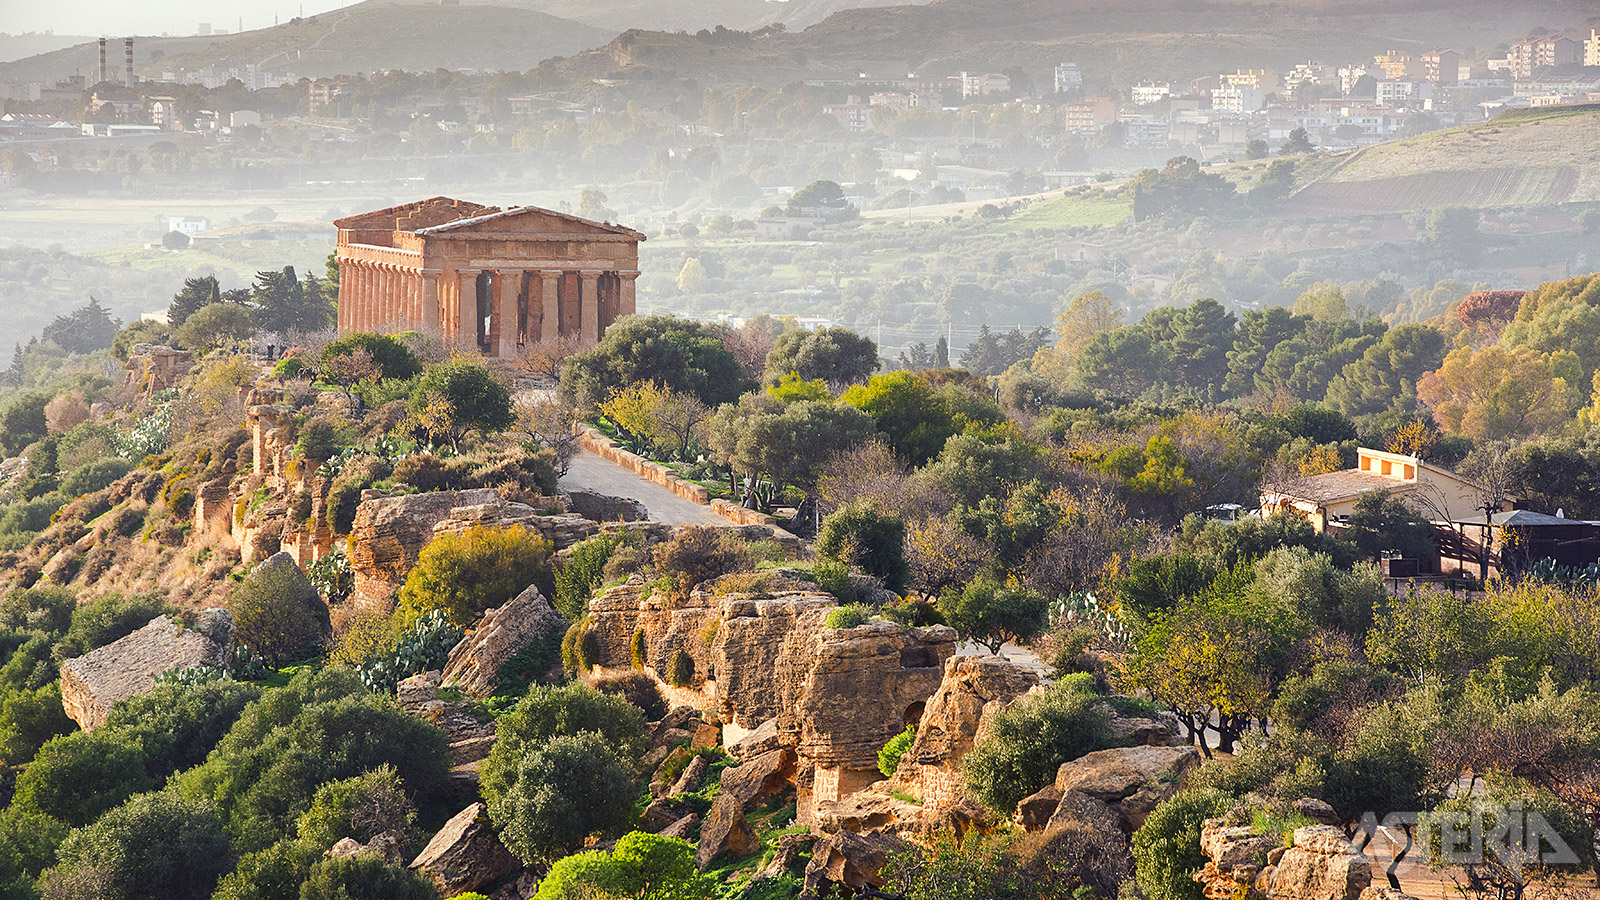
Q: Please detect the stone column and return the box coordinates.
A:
[618,269,640,318]
[352,260,369,332]
[580,269,601,344]
[456,269,481,349]
[369,264,386,331]
[402,267,420,329]
[420,269,442,336]
[539,270,562,342]
[495,270,523,358]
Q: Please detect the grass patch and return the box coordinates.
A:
[992,194,1132,232]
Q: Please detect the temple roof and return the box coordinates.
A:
[1267,470,1413,504]
[334,196,644,241]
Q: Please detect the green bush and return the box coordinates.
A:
[481,683,646,807]
[298,853,437,900]
[103,679,263,779]
[391,453,448,491]
[629,629,646,669]
[938,577,1049,655]
[229,555,331,666]
[576,629,602,671]
[962,679,1120,815]
[0,682,74,765]
[396,525,552,628]
[294,766,415,852]
[44,790,231,900]
[652,526,750,597]
[825,604,873,629]
[320,333,423,382]
[14,731,155,827]
[211,837,318,900]
[553,534,621,620]
[357,609,463,694]
[534,831,718,900]
[666,649,695,688]
[305,549,354,605]
[59,458,132,499]
[878,725,915,778]
[487,732,638,865]
[593,672,667,721]
[815,500,908,593]
[175,668,449,852]
[1132,790,1239,900]
[407,357,514,448]
[325,455,390,535]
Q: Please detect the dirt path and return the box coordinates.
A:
[559,449,724,526]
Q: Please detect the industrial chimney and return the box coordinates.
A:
[124,37,134,88]
[98,38,107,84]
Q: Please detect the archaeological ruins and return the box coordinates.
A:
[333,197,644,355]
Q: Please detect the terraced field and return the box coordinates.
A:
[1290,166,1579,215]
[1284,107,1600,215]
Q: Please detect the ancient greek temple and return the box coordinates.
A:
[333,197,644,355]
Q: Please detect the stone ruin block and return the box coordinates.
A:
[59,610,234,731]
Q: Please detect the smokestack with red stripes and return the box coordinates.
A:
[98,38,107,84]
[123,37,134,88]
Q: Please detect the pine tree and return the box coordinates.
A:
[168,275,221,328]
[41,296,121,354]
[934,335,950,368]
[1,343,23,388]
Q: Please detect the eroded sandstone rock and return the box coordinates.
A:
[59,610,234,731]
[694,748,795,869]
[892,655,1038,811]
[409,802,521,896]
[1025,744,1201,834]
[802,830,907,899]
[1270,825,1371,900]
[441,584,567,699]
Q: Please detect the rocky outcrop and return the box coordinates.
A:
[441,584,567,698]
[802,830,907,900]
[396,671,496,765]
[1017,744,1201,834]
[727,717,780,760]
[695,748,796,869]
[348,489,595,608]
[892,655,1038,811]
[775,620,958,823]
[1270,826,1372,900]
[1195,819,1372,900]
[715,593,836,729]
[59,610,234,731]
[585,577,721,687]
[409,802,521,896]
[1196,819,1281,900]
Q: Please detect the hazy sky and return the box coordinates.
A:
[2,0,353,39]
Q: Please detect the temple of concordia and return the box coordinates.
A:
[333,197,644,356]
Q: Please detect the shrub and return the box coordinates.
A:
[391,453,448,491]
[666,649,695,688]
[487,732,638,865]
[396,525,552,627]
[294,766,415,852]
[553,534,621,619]
[14,731,155,827]
[653,526,750,596]
[229,555,331,665]
[481,683,646,807]
[357,609,463,694]
[211,839,317,900]
[325,455,389,535]
[825,604,873,629]
[298,854,436,900]
[0,682,74,764]
[60,458,132,499]
[962,680,1119,815]
[816,500,908,593]
[294,416,343,468]
[175,668,450,851]
[629,629,646,669]
[320,333,423,382]
[44,791,230,900]
[534,831,717,900]
[576,628,602,671]
[103,679,263,779]
[407,357,514,448]
[593,671,667,721]
[1132,790,1239,900]
[878,725,915,778]
[560,621,585,676]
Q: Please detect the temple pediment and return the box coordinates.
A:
[416,204,645,241]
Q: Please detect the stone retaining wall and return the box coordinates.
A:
[577,425,786,531]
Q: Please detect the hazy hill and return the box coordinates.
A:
[422,0,776,33]
[0,5,610,84]
[0,33,92,64]
[539,0,1591,87]
[1286,105,1600,215]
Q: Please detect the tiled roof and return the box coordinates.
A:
[1268,470,1410,503]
